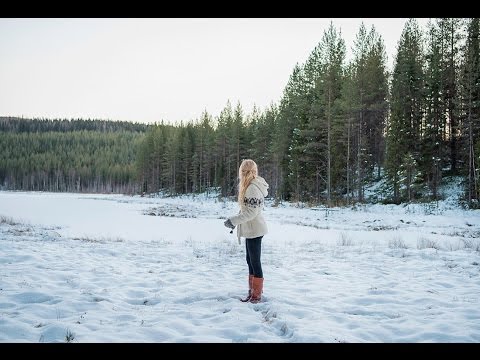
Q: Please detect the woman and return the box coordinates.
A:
[224,159,269,303]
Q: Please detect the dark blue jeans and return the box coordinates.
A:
[245,236,263,278]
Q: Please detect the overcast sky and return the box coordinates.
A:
[0,18,431,124]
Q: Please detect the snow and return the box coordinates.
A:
[0,190,479,343]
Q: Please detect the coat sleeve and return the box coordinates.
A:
[229,185,264,226]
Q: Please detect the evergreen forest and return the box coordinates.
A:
[1,19,479,208]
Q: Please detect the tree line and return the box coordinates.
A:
[138,19,480,208]
[0,117,148,133]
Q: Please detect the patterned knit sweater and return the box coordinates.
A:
[229,176,269,239]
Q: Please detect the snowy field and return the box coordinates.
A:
[0,190,479,343]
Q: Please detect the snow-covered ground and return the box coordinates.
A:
[0,190,479,342]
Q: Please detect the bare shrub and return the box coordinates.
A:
[388,236,408,249]
[417,237,440,250]
[462,238,480,251]
[0,215,19,225]
[337,232,353,246]
[65,328,75,343]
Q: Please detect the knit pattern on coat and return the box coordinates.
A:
[229,176,269,239]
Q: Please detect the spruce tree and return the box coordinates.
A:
[386,19,426,202]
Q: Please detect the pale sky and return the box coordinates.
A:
[0,18,431,124]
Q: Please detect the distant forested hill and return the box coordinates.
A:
[0,117,148,194]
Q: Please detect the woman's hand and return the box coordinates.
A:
[224,219,235,230]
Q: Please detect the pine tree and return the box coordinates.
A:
[350,23,389,201]
[308,22,346,205]
[438,18,463,174]
[423,20,447,199]
[386,19,426,202]
[460,18,480,206]
[272,64,306,201]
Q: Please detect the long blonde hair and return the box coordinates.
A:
[238,159,258,206]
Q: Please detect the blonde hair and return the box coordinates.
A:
[238,159,258,206]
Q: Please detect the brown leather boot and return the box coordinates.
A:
[249,277,263,303]
[240,275,254,302]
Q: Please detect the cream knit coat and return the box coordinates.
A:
[229,176,269,240]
